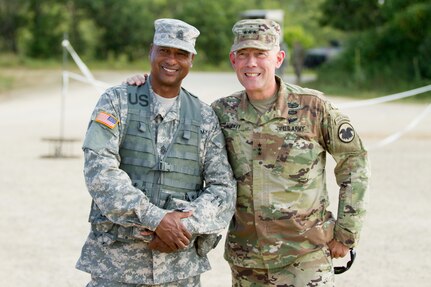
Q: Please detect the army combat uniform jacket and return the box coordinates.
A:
[211,76,369,269]
[76,81,236,284]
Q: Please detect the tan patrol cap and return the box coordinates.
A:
[231,19,281,52]
[153,18,200,54]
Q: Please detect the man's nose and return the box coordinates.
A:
[165,52,177,62]
[245,55,258,67]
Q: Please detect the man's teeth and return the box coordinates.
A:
[245,73,259,77]
[163,67,177,72]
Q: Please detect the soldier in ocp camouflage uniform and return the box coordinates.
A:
[76,18,236,287]
[211,19,370,286]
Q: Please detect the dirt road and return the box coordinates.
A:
[0,71,430,286]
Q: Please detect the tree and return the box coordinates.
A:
[0,0,347,69]
[0,0,25,53]
[176,0,241,65]
[317,0,431,87]
[76,0,155,60]
[21,0,68,58]
[319,0,382,31]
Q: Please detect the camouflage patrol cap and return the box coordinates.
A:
[153,18,200,54]
[231,19,281,52]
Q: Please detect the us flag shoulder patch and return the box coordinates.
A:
[95,111,118,129]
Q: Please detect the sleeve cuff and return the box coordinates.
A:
[181,218,197,234]
[141,205,170,231]
[334,224,358,248]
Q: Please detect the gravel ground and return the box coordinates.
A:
[0,71,430,286]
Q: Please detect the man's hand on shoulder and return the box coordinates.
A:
[125,74,147,86]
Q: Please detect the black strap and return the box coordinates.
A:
[334,249,356,275]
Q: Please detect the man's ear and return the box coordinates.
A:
[229,52,236,66]
[149,44,154,59]
[190,54,195,67]
[275,50,285,69]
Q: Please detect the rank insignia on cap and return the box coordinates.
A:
[338,122,355,143]
[95,111,118,129]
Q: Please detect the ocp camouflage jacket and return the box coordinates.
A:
[211,76,369,269]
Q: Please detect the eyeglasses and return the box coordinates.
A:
[334,249,356,275]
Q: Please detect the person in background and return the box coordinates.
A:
[292,41,305,84]
[76,18,236,287]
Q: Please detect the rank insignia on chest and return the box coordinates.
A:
[95,111,118,129]
[223,123,241,130]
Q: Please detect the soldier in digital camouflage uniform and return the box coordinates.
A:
[76,18,236,287]
[210,19,370,286]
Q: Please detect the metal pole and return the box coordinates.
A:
[58,32,69,157]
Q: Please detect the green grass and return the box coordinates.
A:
[0,75,13,93]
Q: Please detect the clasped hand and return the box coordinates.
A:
[328,239,349,258]
[142,211,193,253]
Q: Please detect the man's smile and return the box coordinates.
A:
[245,72,261,77]
[162,66,179,73]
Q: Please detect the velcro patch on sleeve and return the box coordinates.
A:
[338,122,355,143]
[95,111,118,129]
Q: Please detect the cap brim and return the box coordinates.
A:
[154,39,197,54]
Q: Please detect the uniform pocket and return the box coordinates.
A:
[275,134,321,184]
[266,134,323,213]
[91,221,117,246]
[223,129,252,180]
[230,139,252,179]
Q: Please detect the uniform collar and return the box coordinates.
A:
[149,78,181,122]
[238,75,289,124]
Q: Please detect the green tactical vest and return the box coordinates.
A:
[119,83,203,209]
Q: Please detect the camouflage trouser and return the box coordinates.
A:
[86,275,200,287]
[230,247,334,287]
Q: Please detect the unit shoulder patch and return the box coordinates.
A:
[338,122,355,143]
[95,111,118,129]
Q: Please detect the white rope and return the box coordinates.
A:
[338,84,431,109]
[61,40,109,93]
[63,71,110,89]
[368,103,431,150]
[334,84,431,150]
